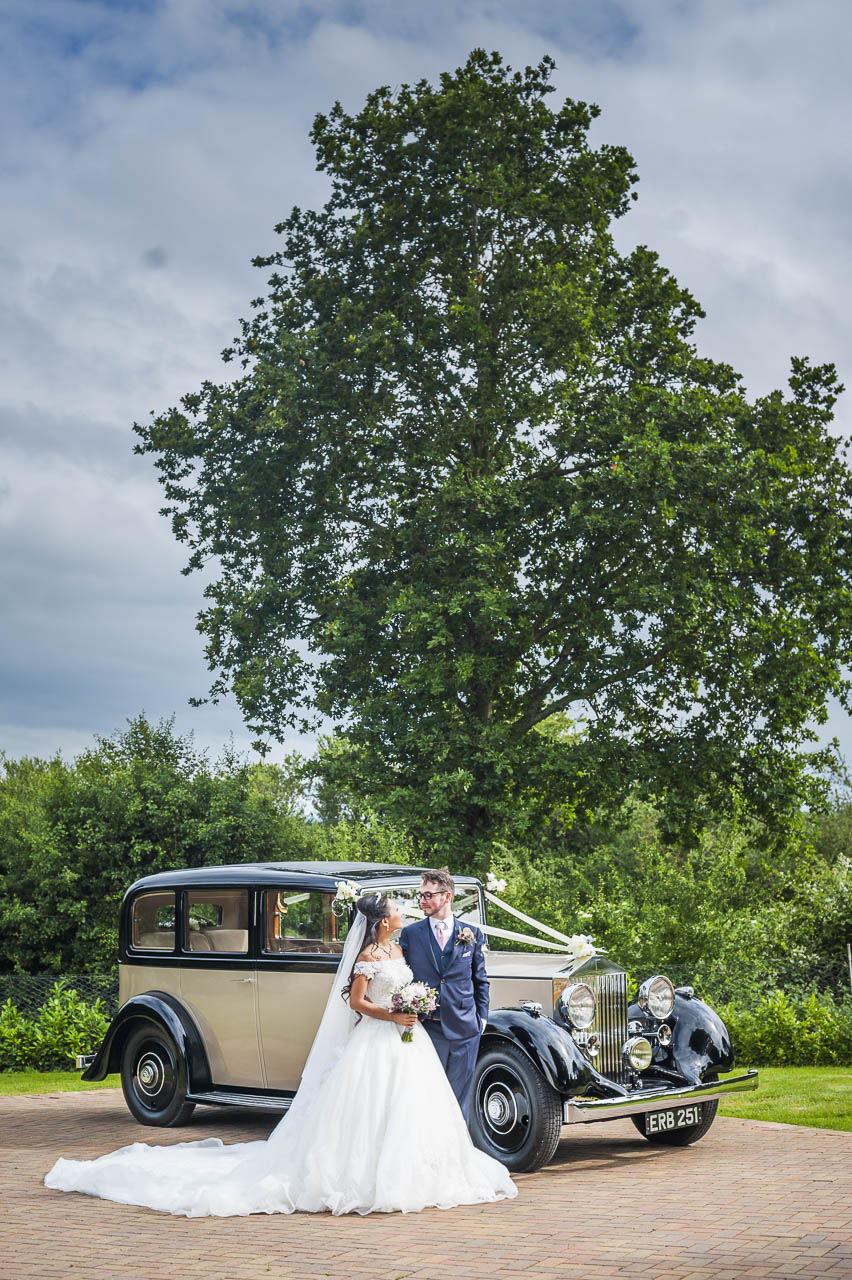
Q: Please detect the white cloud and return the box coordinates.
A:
[1,0,850,765]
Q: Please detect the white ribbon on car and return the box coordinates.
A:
[482,889,579,947]
[395,892,578,954]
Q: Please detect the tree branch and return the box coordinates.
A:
[512,642,674,735]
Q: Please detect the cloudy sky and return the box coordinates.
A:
[2,0,850,768]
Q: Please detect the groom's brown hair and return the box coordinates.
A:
[421,867,454,893]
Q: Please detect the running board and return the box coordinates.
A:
[187,1090,293,1111]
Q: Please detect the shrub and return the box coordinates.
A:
[721,989,852,1067]
[31,985,111,1070]
[0,999,39,1071]
[0,983,109,1072]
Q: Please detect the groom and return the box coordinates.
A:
[400,867,489,1123]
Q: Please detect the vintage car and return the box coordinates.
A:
[79,860,758,1172]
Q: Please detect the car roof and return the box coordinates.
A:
[126,861,482,896]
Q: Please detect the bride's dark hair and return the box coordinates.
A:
[340,892,391,1009]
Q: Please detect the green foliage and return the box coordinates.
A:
[135,49,852,864]
[315,812,415,866]
[0,715,322,972]
[0,999,38,1071]
[485,792,852,1030]
[3,713,850,1073]
[0,984,110,1072]
[720,991,852,1067]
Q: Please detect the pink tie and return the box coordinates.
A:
[436,922,446,948]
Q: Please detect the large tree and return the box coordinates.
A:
[136,51,852,868]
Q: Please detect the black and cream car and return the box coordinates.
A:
[79,860,758,1172]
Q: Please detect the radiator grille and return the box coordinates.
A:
[585,970,628,1083]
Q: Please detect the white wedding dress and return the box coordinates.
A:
[45,955,517,1216]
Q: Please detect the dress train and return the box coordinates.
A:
[44,958,517,1216]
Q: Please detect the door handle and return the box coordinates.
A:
[233,977,255,983]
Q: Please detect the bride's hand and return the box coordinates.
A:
[392,1012,418,1029]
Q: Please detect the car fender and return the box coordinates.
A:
[628,993,734,1084]
[481,1008,627,1098]
[82,991,212,1092]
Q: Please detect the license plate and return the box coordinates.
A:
[645,1103,702,1133]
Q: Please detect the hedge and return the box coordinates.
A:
[1,981,849,1073]
[721,989,852,1067]
[0,984,110,1072]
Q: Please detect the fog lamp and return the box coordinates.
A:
[657,1022,672,1047]
[624,1036,653,1071]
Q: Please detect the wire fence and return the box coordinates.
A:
[0,972,119,1018]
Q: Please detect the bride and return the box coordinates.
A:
[44,892,517,1216]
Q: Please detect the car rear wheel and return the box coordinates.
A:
[631,1098,719,1146]
[120,1023,196,1127]
[470,1041,562,1172]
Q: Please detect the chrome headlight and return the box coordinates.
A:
[638,974,675,1019]
[555,981,596,1030]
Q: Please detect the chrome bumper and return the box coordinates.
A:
[563,1069,758,1123]
[75,1053,96,1070]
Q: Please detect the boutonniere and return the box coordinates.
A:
[455,926,475,947]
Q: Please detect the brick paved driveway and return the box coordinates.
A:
[3,1090,850,1280]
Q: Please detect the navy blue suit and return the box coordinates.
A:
[400,916,489,1122]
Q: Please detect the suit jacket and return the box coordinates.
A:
[400,916,489,1042]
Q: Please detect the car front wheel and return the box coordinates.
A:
[120,1023,196,1127]
[470,1041,562,1173]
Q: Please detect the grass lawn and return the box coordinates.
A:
[0,1070,120,1096]
[718,1066,852,1133]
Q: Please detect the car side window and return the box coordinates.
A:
[184,889,249,954]
[130,891,176,951]
[263,890,349,955]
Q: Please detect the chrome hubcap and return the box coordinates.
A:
[136,1051,165,1096]
[476,1064,532,1153]
[485,1085,516,1128]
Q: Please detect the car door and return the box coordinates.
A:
[256,886,343,1090]
[178,886,264,1087]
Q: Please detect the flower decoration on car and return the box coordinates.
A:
[455,925,476,947]
[485,872,507,894]
[332,879,362,917]
[565,934,599,960]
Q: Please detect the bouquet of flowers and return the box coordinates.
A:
[390,981,439,1042]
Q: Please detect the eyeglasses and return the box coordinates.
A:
[416,890,449,902]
